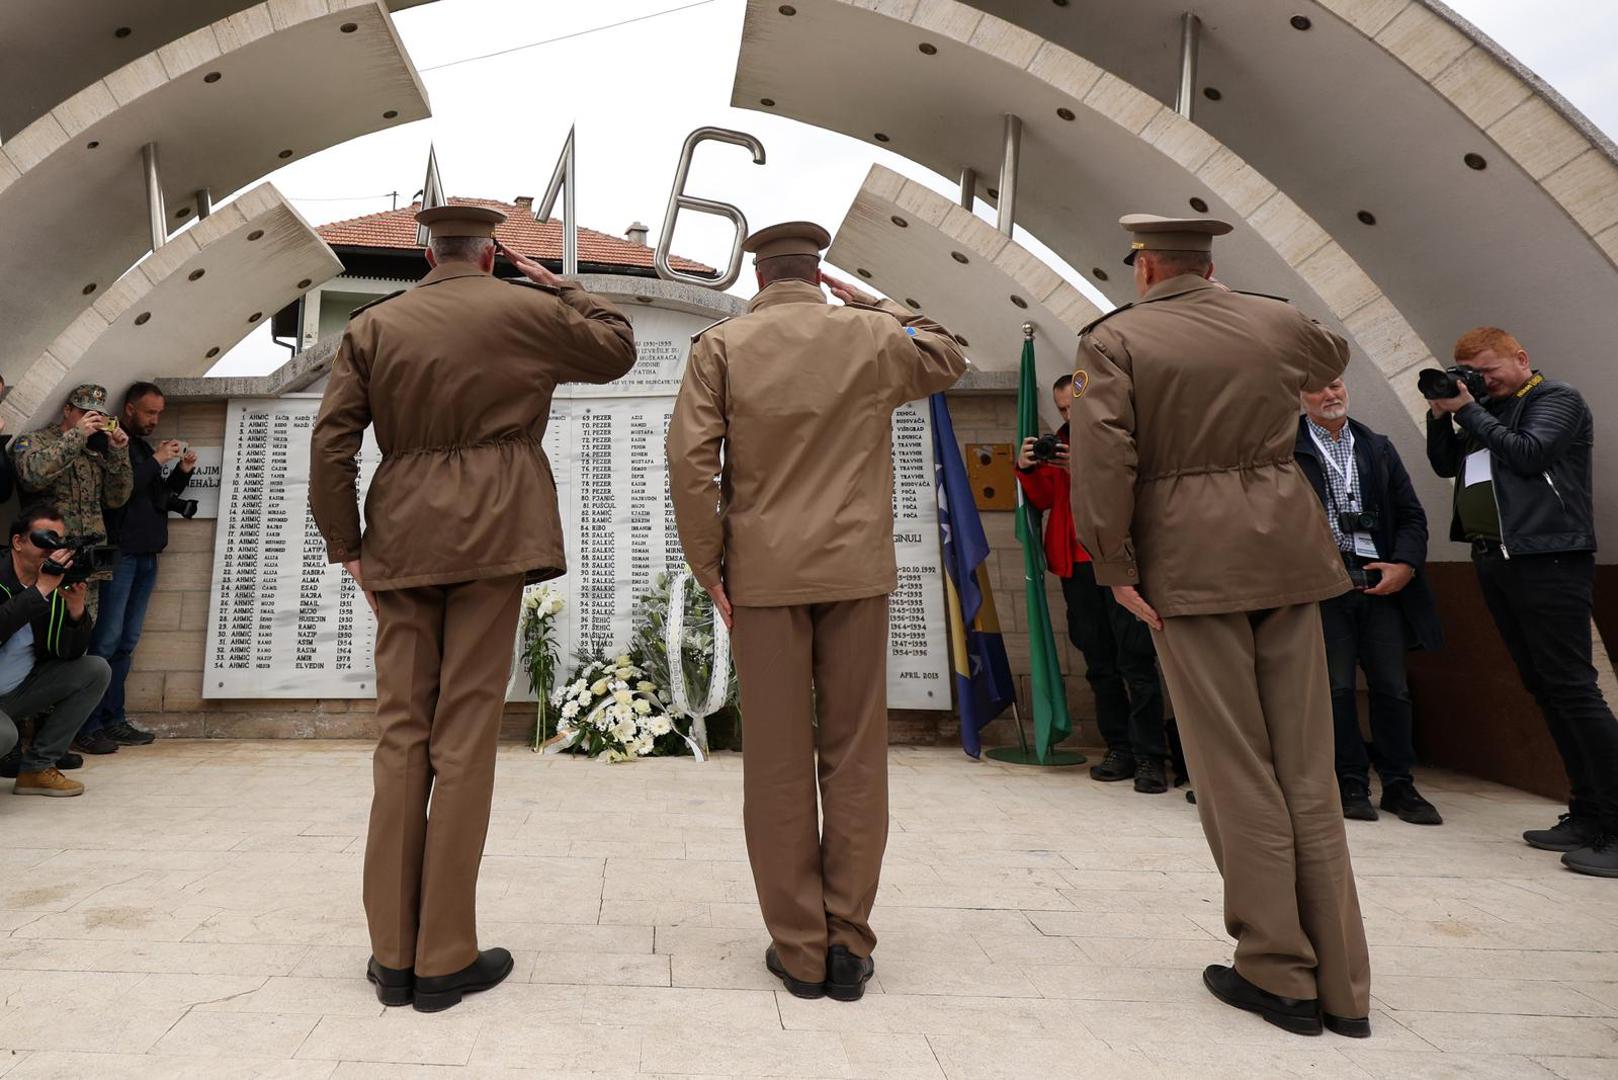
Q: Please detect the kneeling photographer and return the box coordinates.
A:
[0,504,111,798]
[1426,327,1618,877]
[77,382,197,755]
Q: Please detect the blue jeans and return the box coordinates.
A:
[84,553,159,734]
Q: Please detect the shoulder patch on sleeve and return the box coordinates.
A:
[9,435,29,454]
[1078,301,1135,338]
[349,290,406,319]
[691,317,733,343]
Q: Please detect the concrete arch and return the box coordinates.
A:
[0,0,437,140]
[4,184,343,433]
[734,0,1443,474]
[0,1,428,385]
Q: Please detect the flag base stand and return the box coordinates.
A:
[983,703,1087,767]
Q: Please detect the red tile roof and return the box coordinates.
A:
[316,197,714,275]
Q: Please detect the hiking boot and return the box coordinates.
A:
[1203,964,1322,1036]
[1380,779,1442,826]
[765,945,824,1000]
[1562,834,1618,879]
[104,721,156,746]
[1340,782,1378,822]
[15,768,84,797]
[1133,758,1167,794]
[72,731,119,756]
[1524,812,1601,852]
[55,752,83,771]
[412,948,513,1013]
[826,944,875,1002]
[1090,749,1135,782]
[0,746,19,779]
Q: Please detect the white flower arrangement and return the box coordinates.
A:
[521,585,566,752]
[544,652,692,762]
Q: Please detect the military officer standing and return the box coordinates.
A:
[11,383,134,618]
[310,205,636,1012]
[1069,215,1371,1037]
[668,222,967,1002]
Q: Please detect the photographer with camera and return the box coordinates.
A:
[1297,377,1443,826]
[9,383,132,626]
[75,382,196,753]
[1425,327,1618,877]
[1017,373,1170,794]
[0,504,111,797]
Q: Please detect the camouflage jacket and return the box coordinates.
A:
[9,424,133,541]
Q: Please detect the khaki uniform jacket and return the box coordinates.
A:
[667,280,968,607]
[1069,275,1351,617]
[310,265,637,591]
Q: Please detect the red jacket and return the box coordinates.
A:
[1015,427,1091,577]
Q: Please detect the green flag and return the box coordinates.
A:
[1015,337,1073,761]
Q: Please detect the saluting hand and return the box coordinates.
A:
[1111,584,1163,632]
[820,272,879,308]
[496,239,562,287]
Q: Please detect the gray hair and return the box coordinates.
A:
[1142,248,1213,278]
[428,236,495,265]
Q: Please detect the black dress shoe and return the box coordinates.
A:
[1525,812,1601,852]
[826,944,875,1003]
[1380,779,1442,826]
[1340,783,1378,822]
[1089,749,1135,782]
[366,957,413,1007]
[413,948,513,1012]
[1133,758,1167,795]
[0,747,20,779]
[766,945,825,999]
[1324,1013,1372,1038]
[55,752,84,771]
[1185,789,1196,805]
[1202,964,1323,1036]
[72,731,118,755]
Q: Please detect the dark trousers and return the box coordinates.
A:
[1476,550,1618,830]
[3,656,112,773]
[85,553,159,734]
[1321,589,1416,791]
[1060,563,1166,759]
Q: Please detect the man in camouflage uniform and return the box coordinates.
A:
[10,384,134,623]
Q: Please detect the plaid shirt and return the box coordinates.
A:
[1307,419,1357,553]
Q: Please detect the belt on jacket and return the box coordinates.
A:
[1137,455,1295,483]
[383,433,541,459]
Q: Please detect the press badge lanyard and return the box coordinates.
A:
[1310,425,1379,560]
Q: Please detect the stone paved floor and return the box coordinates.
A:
[1,741,1617,1079]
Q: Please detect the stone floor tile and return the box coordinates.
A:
[639,1026,851,1077]
[0,1005,185,1055]
[465,1018,643,1071]
[151,1010,321,1058]
[867,958,1040,998]
[1143,1044,1372,1079]
[527,950,670,987]
[1372,976,1617,1017]
[6,1052,338,1079]
[840,1033,949,1080]
[190,975,387,1016]
[670,951,786,991]
[1029,910,1220,940]
[925,1032,1148,1080]
[1394,1012,1618,1056]
[1023,963,1210,1003]
[778,992,1067,1036]
[0,939,311,976]
[1570,983,1618,1015]
[1536,1056,1618,1079]
[0,969,145,1010]
[1345,1047,1564,1079]
[294,1013,483,1065]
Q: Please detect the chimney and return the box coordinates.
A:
[514,195,534,214]
[625,221,650,247]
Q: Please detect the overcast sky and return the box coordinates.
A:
[214,0,1618,374]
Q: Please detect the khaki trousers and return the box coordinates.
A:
[364,573,524,978]
[731,594,890,983]
[1154,602,1371,1018]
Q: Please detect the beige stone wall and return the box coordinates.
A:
[129,394,1104,752]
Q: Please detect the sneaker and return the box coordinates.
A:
[1379,779,1442,826]
[1133,758,1168,794]
[1562,834,1618,878]
[72,731,119,756]
[1524,812,1601,852]
[1090,749,1135,782]
[104,721,156,746]
[0,746,19,779]
[1340,782,1378,822]
[55,752,84,771]
[14,767,84,797]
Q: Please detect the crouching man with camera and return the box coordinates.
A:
[77,382,197,753]
[0,504,110,797]
[1426,327,1618,877]
[1298,377,1444,826]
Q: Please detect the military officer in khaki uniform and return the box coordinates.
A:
[668,222,967,1002]
[1070,215,1371,1037]
[310,205,636,1012]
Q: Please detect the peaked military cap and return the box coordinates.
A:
[66,384,110,413]
[743,221,832,263]
[1120,213,1234,265]
[415,204,507,240]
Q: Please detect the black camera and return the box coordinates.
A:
[30,530,118,586]
[167,494,200,519]
[1416,365,1489,401]
[1336,509,1379,534]
[1346,565,1383,591]
[1030,434,1064,463]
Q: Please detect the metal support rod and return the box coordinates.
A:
[537,125,578,276]
[997,115,1021,236]
[141,143,166,251]
[1010,702,1030,756]
[193,188,212,221]
[960,167,977,211]
[1175,12,1202,121]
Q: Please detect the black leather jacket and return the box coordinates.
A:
[1426,374,1596,556]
